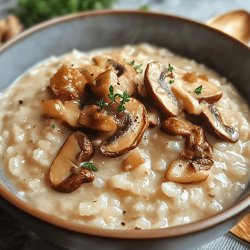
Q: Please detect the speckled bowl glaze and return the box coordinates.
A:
[0,10,249,250]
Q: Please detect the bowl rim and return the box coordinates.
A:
[0,9,249,239]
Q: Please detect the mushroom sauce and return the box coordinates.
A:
[0,44,250,229]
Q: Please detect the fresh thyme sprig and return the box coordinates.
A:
[97,86,130,113]
[167,63,174,73]
[108,86,130,113]
[80,161,98,171]
[129,60,143,74]
[96,99,108,110]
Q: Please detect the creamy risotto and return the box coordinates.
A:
[0,44,249,230]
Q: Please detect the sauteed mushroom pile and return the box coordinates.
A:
[42,55,239,193]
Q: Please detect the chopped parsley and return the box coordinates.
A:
[50,124,56,129]
[80,161,98,171]
[194,85,203,95]
[128,60,143,73]
[166,63,175,84]
[167,63,174,73]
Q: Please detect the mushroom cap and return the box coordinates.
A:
[49,131,94,193]
[171,84,202,115]
[50,65,87,101]
[165,159,209,184]
[100,98,148,157]
[161,117,192,136]
[91,69,119,102]
[201,102,239,143]
[144,61,180,116]
[81,65,104,84]
[42,99,81,127]
[78,105,117,132]
[181,72,223,103]
[93,55,137,96]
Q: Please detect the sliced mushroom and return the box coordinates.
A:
[161,117,192,136]
[201,102,239,143]
[49,132,94,193]
[165,159,209,184]
[190,158,214,171]
[91,69,119,102]
[78,105,117,132]
[171,84,202,115]
[181,72,223,103]
[50,65,87,101]
[93,55,137,96]
[42,99,81,127]
[81,65,104,83]
[161,117,213,168]
[183,125,213,160]
[100,98,148,157]
[144,61,180,116]
[122,150,145,171]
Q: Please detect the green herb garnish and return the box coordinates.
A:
[117,91,130,113]
[167,63,174,73]
[96,99,108,110]
[129,60,143,74]
[194,85,203,95]
[16,0,117,28]
[139,4,150,11]
[169,79,174,84]
[80,161,98,171]
[50,124,56,129]
[108,86,130,113]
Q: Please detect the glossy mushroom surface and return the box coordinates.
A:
[49,132,94,193]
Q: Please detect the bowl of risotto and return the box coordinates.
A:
[0,10,249,250]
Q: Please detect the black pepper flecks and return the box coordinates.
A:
[18,100,23,105]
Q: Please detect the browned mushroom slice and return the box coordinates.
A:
[42,99,81,127]
[182,72,223,103]
[201,102,239,143]
[50,65,87,101]
[91,69,119,102]
[93,55,137,95]
[100,98,148,157]
[171,84,202,115]
[165,159,209,184]
[190,158,213,171]
[183,125,213,160]
[161,117,192,136]
[144,61,180,116]
[161,117,213,162]
[49,132,94,193]
[81,65,104,83]
[78,105,117,132]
